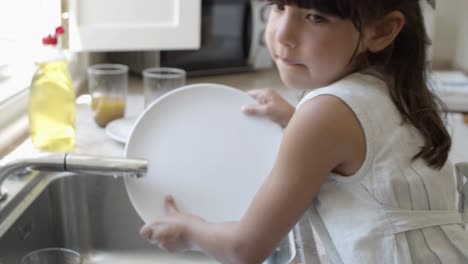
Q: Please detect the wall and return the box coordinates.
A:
[453,0,468,72]
[432,0,464,69]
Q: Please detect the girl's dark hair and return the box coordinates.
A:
[268,0,451,169]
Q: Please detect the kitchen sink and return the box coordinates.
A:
[0,172,316,263]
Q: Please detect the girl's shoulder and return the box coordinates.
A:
[289,79,369,180]
[297,72,389,111]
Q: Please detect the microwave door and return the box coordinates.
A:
[160,0,252,76]
[247,0,273,69]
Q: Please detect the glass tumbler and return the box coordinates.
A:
[88,64,128,127]
[143,67,186,108]
[21,248,82,264]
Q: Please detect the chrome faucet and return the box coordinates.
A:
[0,153,148,202]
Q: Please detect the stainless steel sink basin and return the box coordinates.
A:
[0,172,318,263]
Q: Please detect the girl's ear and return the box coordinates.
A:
[365,11,405,53]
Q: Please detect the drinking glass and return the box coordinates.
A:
[142,67,186,108]
[21,248,82,264]
[88,64,128,127]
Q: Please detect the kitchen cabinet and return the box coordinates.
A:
[67,0,201,52]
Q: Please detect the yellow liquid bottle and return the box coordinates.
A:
[29,59,76,151]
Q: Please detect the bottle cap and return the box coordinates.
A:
[55,26,65,36]
[42,34,58,45]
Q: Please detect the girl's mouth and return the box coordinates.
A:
[278,57,301,66]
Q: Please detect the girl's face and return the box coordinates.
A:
[265,4,363,90]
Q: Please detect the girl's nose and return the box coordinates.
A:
[276,14,298,49]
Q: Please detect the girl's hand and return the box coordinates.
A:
[139,195,202,253]
[241,89,295,128]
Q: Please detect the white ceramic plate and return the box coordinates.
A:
[105,116,137,144]
[124,83,283,223]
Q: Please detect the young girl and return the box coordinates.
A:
[140,0,468,263]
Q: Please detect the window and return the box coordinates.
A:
[0,0,61,104]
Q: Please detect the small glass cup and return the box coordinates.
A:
[88,64,128,127]
[143,67,186,108]
[21,248,82,264]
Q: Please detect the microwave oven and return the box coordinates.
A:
[108,0,273,76]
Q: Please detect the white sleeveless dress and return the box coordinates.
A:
[296,72,468,264]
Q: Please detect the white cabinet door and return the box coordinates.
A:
[68,0,201,52]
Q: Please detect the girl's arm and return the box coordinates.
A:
[141,94,365,263]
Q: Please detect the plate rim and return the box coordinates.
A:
[105,116,137,144]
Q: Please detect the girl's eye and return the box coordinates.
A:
[269,3,285,12]
[306,14,328,24]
